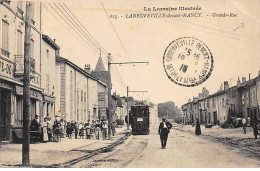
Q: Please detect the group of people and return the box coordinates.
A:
[30,115,118,143]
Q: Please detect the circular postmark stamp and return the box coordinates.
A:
[163,37,213,87]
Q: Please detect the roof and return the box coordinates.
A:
[56,56,98,81]
[42,34,60,50]
[91,71,109,85]
[95,56,106,71]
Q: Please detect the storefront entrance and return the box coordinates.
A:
[0,89,11,141]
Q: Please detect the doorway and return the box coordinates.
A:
[0,89,11,141]
[213,112,218,125]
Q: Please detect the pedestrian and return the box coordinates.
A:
[253,124,258,139]
[85,122,91,139]
[102,119,108,140]
[79,122,84,139]
[74,122,78,139]
[95,119,102,139]
[53,115,62,142]
[42,117,48,142]
[91,120,96,135]
[158,118,172,149]
[47,117,53,141]
[195,118,201,135]
[111,121,116,136]
[60,119,65,138]
[242,117,247,134]
[66,122,72,139]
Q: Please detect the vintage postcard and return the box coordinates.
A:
[0,0,259,168]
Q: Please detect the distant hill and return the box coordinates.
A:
[158,101,181,119]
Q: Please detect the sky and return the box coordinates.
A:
[40,0,260,108]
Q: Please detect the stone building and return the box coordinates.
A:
[55,56,101,123]
[41,34,60,123]
[0,1,42,141]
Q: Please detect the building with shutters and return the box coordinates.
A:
[0,1,42,141]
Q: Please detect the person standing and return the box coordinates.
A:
[158,118,172,149]
[95,120,102,139]
[79,122,84,139]
[74,122,78,139]
[42,117,48,142]
[66,122,72,139]
[85,122,91,139]
[242,117,247,134]
[102,119,108,140]
[195,118,201,135]
[111,121,116,136]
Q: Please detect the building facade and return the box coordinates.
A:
[0,1,42,141]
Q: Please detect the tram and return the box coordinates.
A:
[130,105,150,135]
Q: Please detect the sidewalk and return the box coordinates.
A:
[0,125,130,167]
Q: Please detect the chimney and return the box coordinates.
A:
[84,64,91,73]
[242,77,246,83]
[258,70,260,76]
[224,81,229,90]
[237,77,241,86]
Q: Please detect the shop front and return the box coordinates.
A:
[0,81,13,141]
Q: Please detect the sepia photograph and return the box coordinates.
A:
[0,0,259,168]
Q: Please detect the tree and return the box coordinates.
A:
[158,101,181,119]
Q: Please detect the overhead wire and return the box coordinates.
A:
[58,3,108,55]
[62,2,108,54]
[48,3,100,54]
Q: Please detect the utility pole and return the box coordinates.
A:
[127,88,148,130]
[22,1,32,166]
[107,53,112,140]
[248,73,251,125]
[127,86,129,130]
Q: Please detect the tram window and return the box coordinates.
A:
[143,108,148,117]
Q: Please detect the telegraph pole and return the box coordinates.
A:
[22,1,32,166]
[127,86,129,130]
[107,53,112,140]
[127,88,148,130]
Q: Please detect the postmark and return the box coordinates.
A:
[163,37,214,87]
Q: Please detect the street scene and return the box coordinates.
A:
[0,0,260,168]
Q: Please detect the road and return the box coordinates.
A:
[70,124,260,168]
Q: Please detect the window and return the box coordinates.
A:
[242,94,245,105]
[212,98,216,108]
[207,99,210,108]
[17,30,23,55]
[46,74,50,93]
[16,97,23,125]
[222,98,225,107]
[253,90,256,104]
[2,20,9,54]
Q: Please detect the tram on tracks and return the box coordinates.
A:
[130,105,150,135]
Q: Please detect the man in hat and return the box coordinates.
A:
[158,118,172,149]
[30,115,41,132]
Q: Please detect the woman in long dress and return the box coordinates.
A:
[195,118,201,135]
[42,118,48,142]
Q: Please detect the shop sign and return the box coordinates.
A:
[16,86,42,99]
[0,80,12,90]
[43,95,55,102]
[0,57,14,79]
